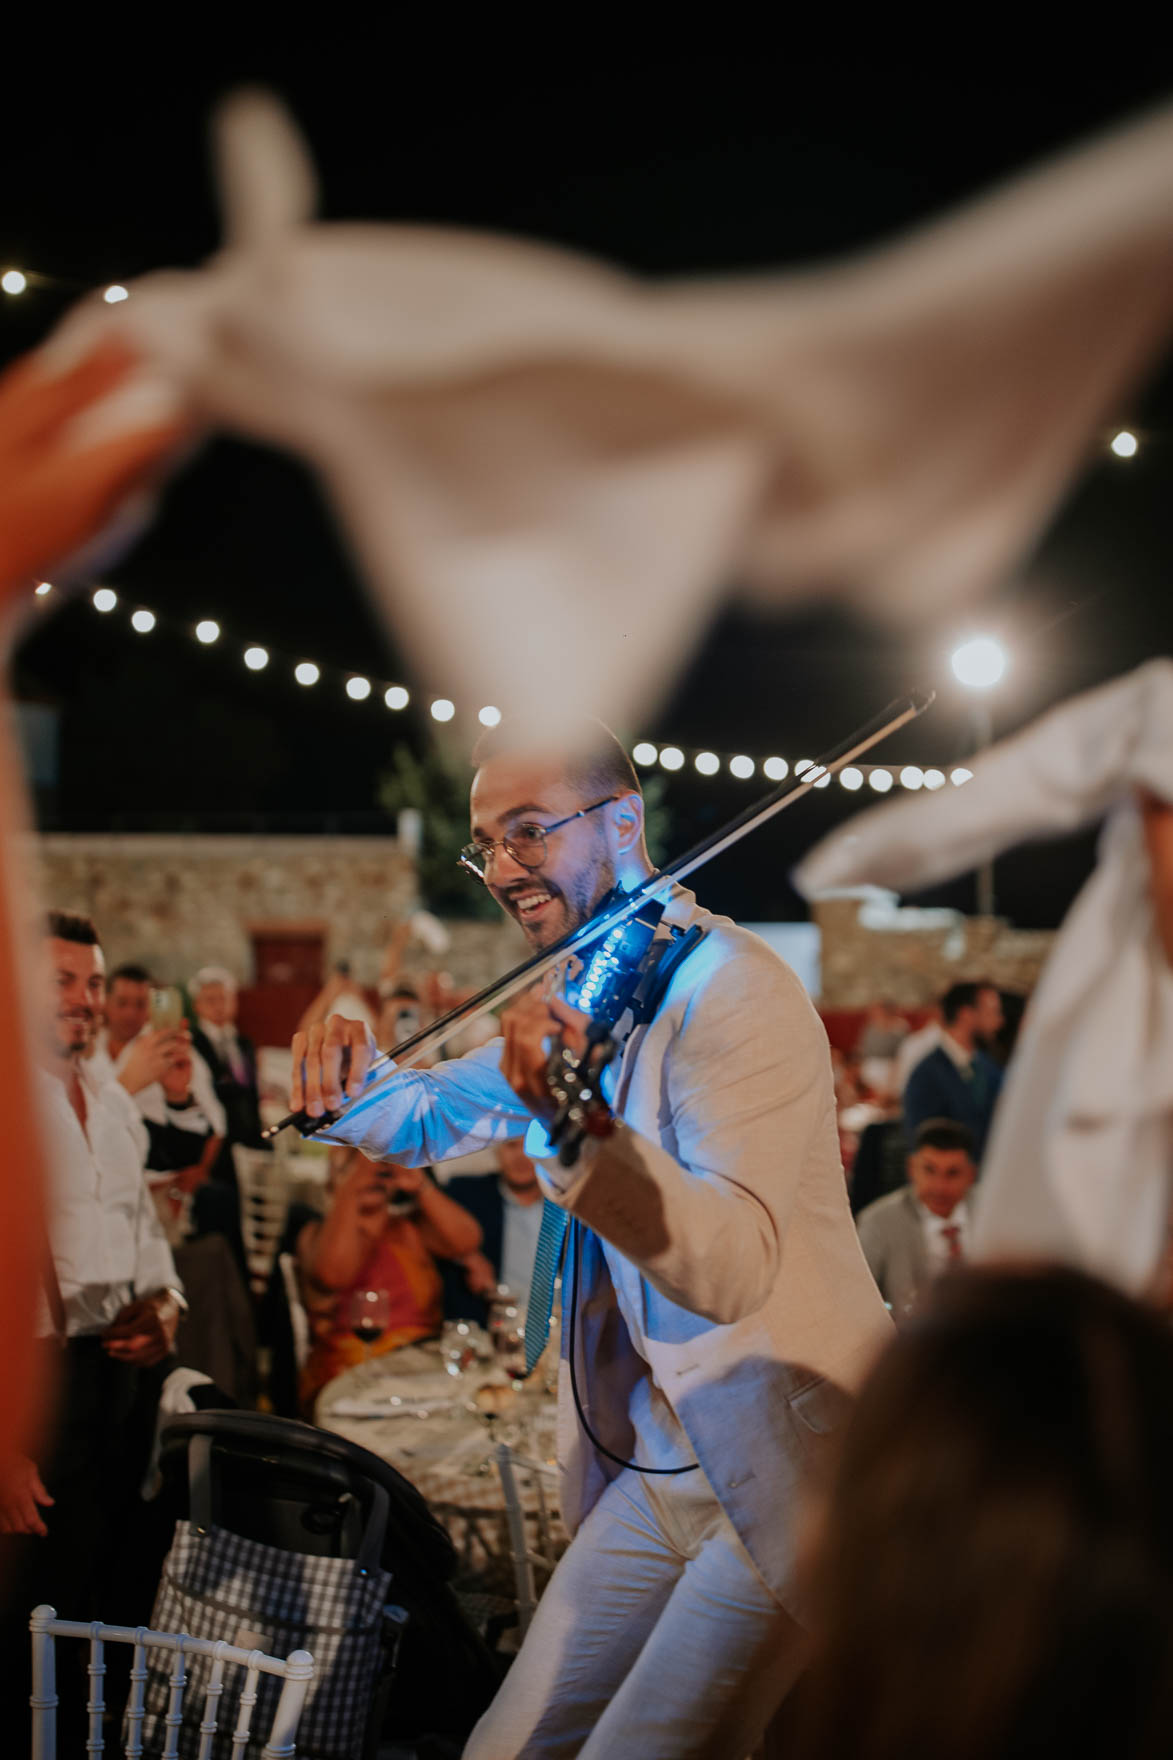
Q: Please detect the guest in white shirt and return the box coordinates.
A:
[856,1118,977,1318]
[0,913,186,1742]
[90,961,227,1139]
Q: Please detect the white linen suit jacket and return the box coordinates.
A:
[322,886,892,1615]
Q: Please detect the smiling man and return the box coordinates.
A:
[856,1118,978,1319]
[292,722,892,1760]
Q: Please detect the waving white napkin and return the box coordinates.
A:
[35,91,1173,737]
[795,660,1173,1292]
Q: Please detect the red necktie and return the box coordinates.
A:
[941,1223,963,1262]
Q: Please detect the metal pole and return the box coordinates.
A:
[971,701,995,917]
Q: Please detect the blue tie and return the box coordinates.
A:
[523,1198,568,1376]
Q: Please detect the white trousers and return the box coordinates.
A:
[463,1465,806,1760]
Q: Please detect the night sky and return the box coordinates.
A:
[5,48,1170,930]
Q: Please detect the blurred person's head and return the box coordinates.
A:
[497,1137,541,1197]
[467,719,647,951]
[798,1266,1173,1760]
[941,980,1003,1052]
[907,1119,976,1218]
[42,912,104,1064]
[192,966,237,1027]
[378,982,424,1046]
[104,962,152,1049]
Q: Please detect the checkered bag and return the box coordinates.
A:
[140,1519,393,1759]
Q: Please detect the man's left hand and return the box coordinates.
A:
[101,1291,180,1366]
[500,993,591,1124]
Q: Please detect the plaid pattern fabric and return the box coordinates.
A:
[141,1521,392,1760]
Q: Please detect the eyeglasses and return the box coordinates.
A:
[459,797,617,884]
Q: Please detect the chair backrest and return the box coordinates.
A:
[494,1442,560,1637]
[234,1148,293,1297]
[277,1253,311,1372]
[29,1604,314,1760]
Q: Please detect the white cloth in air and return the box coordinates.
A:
[795,659,1173,1293]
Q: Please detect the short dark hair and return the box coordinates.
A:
[913,1118,976,1159]
[941,980,997,1024]
[471,717,641,802]
[108,962,152,988]
[45,910,99,946]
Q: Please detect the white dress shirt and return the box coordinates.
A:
[89,1027,227,1139]
[196,1018,251,1085]
[37,1064,181,1338]
[936,1030,974,1078]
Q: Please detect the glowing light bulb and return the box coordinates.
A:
[729,755,755,779]
[130,609,156,633]
[103,285,129,304]
[195,619,220,645]
[763,757,788,782]
[346,676,372,701]
[924,768,946,790]
[478,705,502,727]
[430,698,456,723]
[632,742,658,766]
[951,767,974,786]
[295,662,320,686]
[795,759,813,776]
[92,588,117,613]
[2,270,27,295]
[659,746,684,772]
[35,582,52,597]
[869,769,894,793]
[1110,429,1138,458]
[900,766,925,790]
[950,636,1006,689]
[384,686,409,710]
[244,646,269,671]
[814,770,831,788]
[695,752,720,776]
[840,767,864,790]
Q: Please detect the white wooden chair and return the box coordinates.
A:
[29,1604,315,1759]
[233,1147,294,1299]
[493,1443,561,1637]
[278,1251,311,1372]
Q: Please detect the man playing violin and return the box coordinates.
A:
[293,721,892,1760]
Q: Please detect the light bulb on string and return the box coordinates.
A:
[130,609,155,633]
[384,686,409,710]
[195,619,220,645]
[346,677,372,701]
[244,647,269,671]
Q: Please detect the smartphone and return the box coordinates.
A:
[150,986,185,1031]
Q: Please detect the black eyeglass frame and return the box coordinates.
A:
[458,796,617,885]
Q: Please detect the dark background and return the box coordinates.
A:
[5,46,1170,927]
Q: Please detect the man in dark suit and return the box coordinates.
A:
[904,980,1005,1160]
[440,1137,544,1323]
[189,966,266,1174]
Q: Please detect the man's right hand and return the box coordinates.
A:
[117,1027,190,1096]
[0,1454,54,1537]
[290,1015,376,1118]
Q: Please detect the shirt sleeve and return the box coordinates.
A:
[316,1038,534,1165]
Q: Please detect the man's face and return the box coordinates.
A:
[469,756,620,951]
[45,937,105,1059]
[105,977,150,1045]
[909,1146,976,1218]
[197,981,235,1027]
[497,1137,540,1193]
[973,986,1004,1046]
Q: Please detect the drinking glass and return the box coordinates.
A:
[349,1288,392,1361]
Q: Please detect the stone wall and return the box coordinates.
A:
[32,833,530,994]
[813,889,1054,1007]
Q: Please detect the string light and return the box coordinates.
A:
[103,285,129,304]
[1110,429,1138,458]
[51,580,969,789]
[2,270,26,295]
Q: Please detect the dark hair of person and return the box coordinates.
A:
[795,1266,1173,1760]
[471,717,641,802]
[108,962,152,988]
[45,910,99,946]
[940,979,996,1024]
[912,1117,976,1159]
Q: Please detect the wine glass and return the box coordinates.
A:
[440,1319,477,1380]
[488,1288,528,1386]
[349,1288,392,1363]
